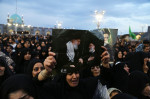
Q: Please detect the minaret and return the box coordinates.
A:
[7,13,10,23]
[22,15,24,24]
[16,0,18,14]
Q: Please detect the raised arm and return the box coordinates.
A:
[101,46,110,68]
[38,52,56,81]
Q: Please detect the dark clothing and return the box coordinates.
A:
[16,60,30,74]
[39,47,48,63]
[0,74,37,99]
[0,57,14,86]
[100,66,113,88]
[126,52,147,72]
[27,58,42,77]
[112,62,129,93]
[15,48,31,74]
[82,51,96,65]
[113,51,124,65]
[4,52,16,60]
[36,76,98,99]
[128,71,150,99]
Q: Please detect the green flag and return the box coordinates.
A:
[129,26,136,39]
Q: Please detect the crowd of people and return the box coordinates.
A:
[0,33,150,99]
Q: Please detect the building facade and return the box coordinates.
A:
[0,13,52,35]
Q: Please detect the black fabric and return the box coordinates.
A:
[15,48,31,74]
[39,47,48,63]
[128,71,150,98]
[112,93,137,99]
[41,76,98,99]
[27,58,42,77]
[79,58,101,79]
[100,65,113,88]
[31,51,39,59]
[0,56,14,86]
[112,62,129,93]
[118,45,129,53]
[0,74,37,99]
[126,51,147,72]
[113,51,124,65]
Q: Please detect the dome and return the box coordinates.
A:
[10,14,23,24]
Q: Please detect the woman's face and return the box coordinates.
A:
[142,84,150,97]
[118,51,122,58]
[24,41,30,48]
[123,51,127,55]
[0,66,5,76]
[42,52,46,56]
[41,42,46,47]
[17,43,22,48]
[37,46,41,51]
[32,63,44,77]
[9,90,34,99]
[91,66,100,77]
[66,72,80,87]
[24,52,31,60]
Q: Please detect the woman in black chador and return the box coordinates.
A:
[35,49,110,99]
[113,51,124,65]
[128,71,150,99]
[112,62,130,93]
[38,63,98,99]
[0,57,14,86]
[0,74,37,99]
[27,58,44,78]
[15,48,32,74]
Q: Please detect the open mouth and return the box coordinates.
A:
[93,71,99,73]
[71,80,78,84]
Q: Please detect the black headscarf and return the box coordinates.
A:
[31,51,39,59]
[126,51,148,72]
[0,56,14,86]
[128,71,150,98]
[27,58,42,77]
[81,59,100,78]
[0,74,36,99]
[112,62,129,92]
[114,51,124,65]
[15,48,31,74]
[50,62,98,99]
[39,48,48,62]
[112,93,137,99]
[113,62,129,74]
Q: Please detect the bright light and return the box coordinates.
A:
[94,10,105,29]
[95,14,103,22]
[15,24,18,27]
[28,25,31,28]
[58,23,62,27]
[7,23,11,26]
[21,25,24,27]
[56,21,63,29]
